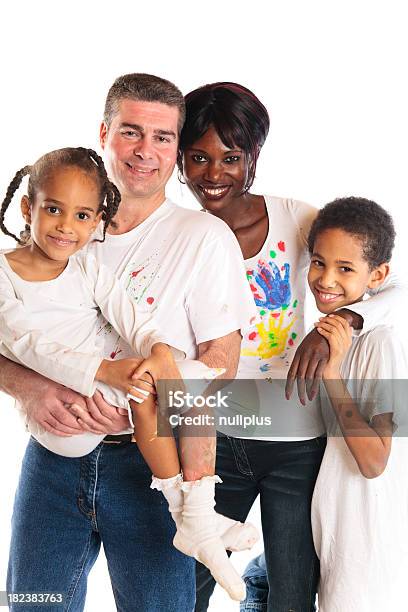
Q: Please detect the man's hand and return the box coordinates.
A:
[69,390,133,434]
[14,370,87,437]
[285,327,330,405]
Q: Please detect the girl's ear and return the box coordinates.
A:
[89,211,103,234]
[20,195,31,224]
[367,263,390,289]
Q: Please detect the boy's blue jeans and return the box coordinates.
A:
[7,437,195,612]
[240,554,268,611]
[195,434,325,612]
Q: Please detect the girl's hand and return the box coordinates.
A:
[131,343,182,383]
[95,357,155,402]
[314,314,352,377]
[131,344,185,411]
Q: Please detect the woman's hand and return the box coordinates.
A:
[314,314,352,378]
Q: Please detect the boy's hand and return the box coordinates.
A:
[314,314,352,377]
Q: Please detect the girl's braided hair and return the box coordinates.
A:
[0,147,121,245]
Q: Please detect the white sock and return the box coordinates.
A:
[173,475,246,601]
[151,474,259,551]
[151,473,184,525]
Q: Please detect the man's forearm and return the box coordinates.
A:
[0,355,41,401]
[180,331,241,481]
[197,330,241,379]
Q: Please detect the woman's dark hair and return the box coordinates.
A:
[0,147,121,244]
[178,82,270,192]
[308,197,396,269]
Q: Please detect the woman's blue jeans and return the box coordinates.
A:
[195,434,326,612]
[7,437,195,612]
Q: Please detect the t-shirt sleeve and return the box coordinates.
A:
[0,266,101,396]
[81,253,168,358]
[341,271,408,334]
[357,327,408,427]
[183,227,258,345]
[291,199,319,248]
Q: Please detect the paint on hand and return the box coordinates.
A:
[249,260,291,311]
[242,312,296,359]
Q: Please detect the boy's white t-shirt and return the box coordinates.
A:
[312,325,408,611]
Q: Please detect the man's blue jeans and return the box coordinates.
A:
[7,437,195,612]
[195,434,326,612]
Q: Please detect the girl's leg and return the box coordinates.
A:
[194,435,260,611]
[132,396,258,600]
[130,395,180,478]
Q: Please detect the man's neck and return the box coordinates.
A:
[108,192,167,235]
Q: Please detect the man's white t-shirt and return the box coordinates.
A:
[88,199,257,361]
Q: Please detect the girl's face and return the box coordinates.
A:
[183,126,249,214]
[22,165,101,262]
[308,228,388,314]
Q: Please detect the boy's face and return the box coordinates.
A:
[308,228,388,314]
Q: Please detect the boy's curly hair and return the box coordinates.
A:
[308,197,395,269]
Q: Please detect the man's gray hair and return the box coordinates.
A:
[104,73,185,134]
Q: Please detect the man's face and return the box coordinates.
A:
[100,99,179,202]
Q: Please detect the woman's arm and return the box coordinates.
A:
[343,271,408,333]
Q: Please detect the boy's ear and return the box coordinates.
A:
[20,195,31,224]
[367,263,390,289]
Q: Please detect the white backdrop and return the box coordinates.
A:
[1,1,407,610]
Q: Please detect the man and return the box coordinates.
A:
[1,74,256,611]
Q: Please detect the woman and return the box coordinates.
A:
[178,82,403,612]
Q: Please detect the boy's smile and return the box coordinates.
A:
[308,228,384,314]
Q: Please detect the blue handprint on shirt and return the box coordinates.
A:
[253,261,291,311]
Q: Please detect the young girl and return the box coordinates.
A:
[0,147,257,601]
[308,197,408,611]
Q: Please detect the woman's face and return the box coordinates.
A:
[183,126,248,213]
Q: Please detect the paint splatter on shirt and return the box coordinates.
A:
[238,196,317,378]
